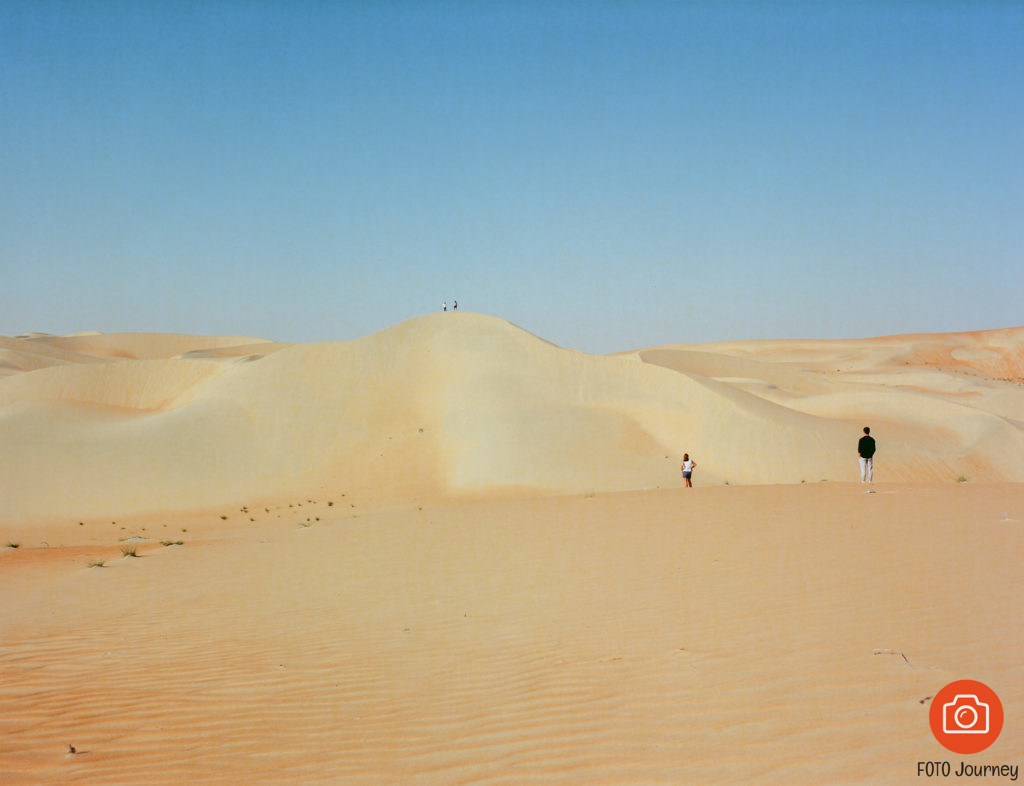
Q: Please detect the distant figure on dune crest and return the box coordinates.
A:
[453,300,458,311]
[681,453,696,487]
[442,301,447,312]
[858,426,876,483]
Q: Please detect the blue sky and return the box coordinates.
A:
[2,1,1022,353]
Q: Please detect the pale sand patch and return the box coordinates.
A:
[1,483,1021,784]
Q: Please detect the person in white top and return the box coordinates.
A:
[681,453,696,487]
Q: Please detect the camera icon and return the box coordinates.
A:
[942,694,990,735]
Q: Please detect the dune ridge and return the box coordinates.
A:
[1,314,1022,523]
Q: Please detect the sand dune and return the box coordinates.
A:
[2,315,1023,523]
[21,331,277,360]
[2,316,1022,783]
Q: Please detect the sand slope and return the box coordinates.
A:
[2,315,1023,523]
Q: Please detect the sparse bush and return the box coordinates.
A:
[120,544,139,558]
[6,542,19,549]
[89,559,106,568]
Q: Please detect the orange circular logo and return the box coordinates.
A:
[929,680,1004,754]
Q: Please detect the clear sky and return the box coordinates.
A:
[2,1,1022,353]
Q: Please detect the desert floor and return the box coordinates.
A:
[2,481,1021,784]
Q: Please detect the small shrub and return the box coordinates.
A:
[89,559,106,568]
[957,474,968,483]
[120,544,139,558]
[6,542,20,549]
[160,540,184,546]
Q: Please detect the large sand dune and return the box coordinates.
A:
[2,314,1022,522]
[2,316,1023,783]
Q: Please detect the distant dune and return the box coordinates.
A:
[2,314,1023,522]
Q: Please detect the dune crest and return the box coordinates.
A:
[2,316,1022,522]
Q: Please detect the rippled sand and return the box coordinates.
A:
[2,483,1021,783]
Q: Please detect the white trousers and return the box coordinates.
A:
[859,456,873,483]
